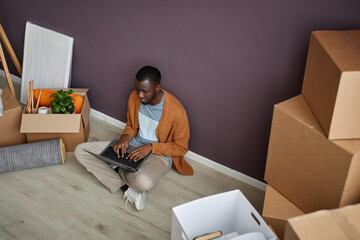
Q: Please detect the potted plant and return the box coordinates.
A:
[50,89,75,114]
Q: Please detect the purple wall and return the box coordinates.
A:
[1,0,359,181]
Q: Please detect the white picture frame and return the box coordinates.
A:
[20,21,74,104]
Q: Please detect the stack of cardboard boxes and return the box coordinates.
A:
[262,30,360,239]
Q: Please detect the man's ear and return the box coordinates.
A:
[156,84,161,91]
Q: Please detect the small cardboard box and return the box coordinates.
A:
[262,185,304,240]
[20,88,90,151]
[171,190,277,240]
[264,95,360,213]
[302,30,360,140]
[0,87,27,147]
[284,204,360,240]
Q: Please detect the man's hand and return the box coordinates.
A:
[127,144,152,162]
[113,134,130,158]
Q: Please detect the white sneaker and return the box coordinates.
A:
[123,187,146,211]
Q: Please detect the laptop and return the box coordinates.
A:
[84,139,149,172]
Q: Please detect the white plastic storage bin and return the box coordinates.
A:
[171,190,276,240]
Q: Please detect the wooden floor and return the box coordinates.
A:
[0,78,265,240]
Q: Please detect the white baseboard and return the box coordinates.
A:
[90,109,266,191]
[2,69,266,191]
[0,69,22,84]
[90,108,127,129]
[184,151,266,191]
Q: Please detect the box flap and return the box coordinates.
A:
[275,95,323,134]
[287,204,360,240]
[21,112,81,133]
[276,95,360,155]
[72,88,89,94]
[333,139,360,155]
[287,211,349,240]
[262,186,303,240]
[81,94,90,130]
[263,185,304,220]
[45,88,89,94]
[333,204,360,239]
[1,87,20,112]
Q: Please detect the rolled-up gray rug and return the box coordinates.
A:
[0,138,66,173]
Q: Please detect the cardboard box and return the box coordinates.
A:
[171,190,277,240]
[262,185,304,240]
[0,87,27,147]
[284,204,360,240]
[302,30,360,140]
[20,89,90,151]
[264,95,360,213]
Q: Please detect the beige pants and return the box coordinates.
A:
[74,141,172,193]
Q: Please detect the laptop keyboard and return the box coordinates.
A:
[100,146,144,169]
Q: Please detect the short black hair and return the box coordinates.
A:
[136,66,161,86]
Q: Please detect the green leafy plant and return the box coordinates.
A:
[50,89,75,114]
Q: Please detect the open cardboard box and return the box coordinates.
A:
[264,95,360,213]
[284,204,360,240]
[20,88,90,151]
[0,87,27,147]
[171,190,277,240]
[302,30,360,140]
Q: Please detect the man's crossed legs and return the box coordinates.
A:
[74,141,171,210]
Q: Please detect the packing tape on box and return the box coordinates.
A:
[0,138,66,173]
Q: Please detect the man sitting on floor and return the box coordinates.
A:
[74,65,193,211]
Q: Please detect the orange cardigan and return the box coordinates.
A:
[122,89,194,175]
